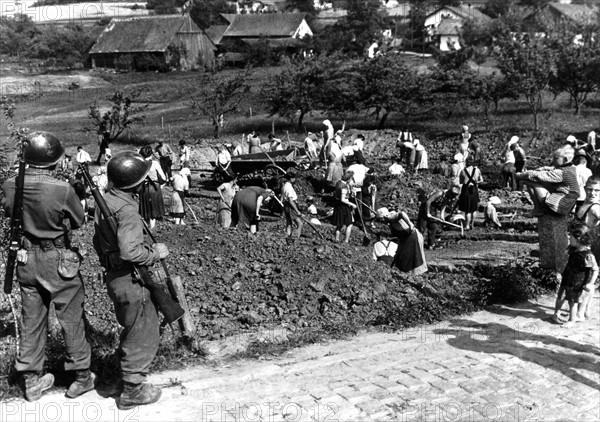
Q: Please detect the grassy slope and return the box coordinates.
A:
[3,63,598,159]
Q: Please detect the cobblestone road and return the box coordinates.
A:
[2,293,598,422]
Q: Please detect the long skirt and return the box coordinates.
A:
[139,181,165,220]
[391,230,428,276]
[325,162,343,183]
[458,184,479,214]
[170,190,185,219]
[332,202,354,230]
[217,199,232,228]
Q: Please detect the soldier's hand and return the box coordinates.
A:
[154,243,169,259]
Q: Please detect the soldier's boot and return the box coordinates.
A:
[22,372,54,402]
[117,382,162,410]
[66,369,97,398]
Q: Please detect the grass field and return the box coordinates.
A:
[1,64,599,159]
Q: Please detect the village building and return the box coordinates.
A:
[89,14,216,72]
[423,4,490,51]
[523,1,599,30]
[213,12,313,63]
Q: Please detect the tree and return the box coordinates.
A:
[494,33,556,131]
[189,68,252,138]
[353,55,432,129]
[262,55,345,131]
[468,72,518,130]
[0,15,40,61]
[189,0,235,29]
[88,91,148,143]
[285,0,316,14]
[313,0,388,56]
[148,0,180,14]
[481,0,516,19]
[547,23,600,115]
[0,97,29,170]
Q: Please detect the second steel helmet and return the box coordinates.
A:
[24,131,64,168]
[107,151,151,189]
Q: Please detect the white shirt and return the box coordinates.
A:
[372,239,398,260]
[588,131,596,149]
[576,164,593,201]
[217,150,231,166]
[281,181,298,203]
[354,138,364,151]
[180,145,191,162]
[76,150,92,164]
[231,145,244,156]
[172,172,189,191]
[329,141,342,161]
[348,163,369,190]
[180,167,191,178]
[147,159,166,183]
[307,204,317,215]
[389,163,405,175]
[341,145,355,158]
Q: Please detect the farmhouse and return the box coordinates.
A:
[216,12,312,60]
[220,12,312,45]
[89,14,216,71]
[424,4,490,51]
[523,2,599,30]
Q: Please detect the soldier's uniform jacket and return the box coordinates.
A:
[93,188,160,273]
[2,168,84,242]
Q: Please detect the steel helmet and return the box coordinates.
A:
[23,131,64,168]
[107,151,151,189]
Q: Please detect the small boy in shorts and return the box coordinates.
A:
[552,222,599,327]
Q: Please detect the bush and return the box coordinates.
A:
[475,257,557,304]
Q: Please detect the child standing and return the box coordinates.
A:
[552,222,599,327]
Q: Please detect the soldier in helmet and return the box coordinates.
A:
[1,132,94,401]
[92,150,169,410]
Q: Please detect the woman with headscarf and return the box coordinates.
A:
[170,168,190,225]
[320,119,336,167]
[248,131,262,154]
[139,145,166,229]
[332,170,357,243]
[414,139,428,174]
[231,186,273,233]
[449,153,463,189]
[516,145,579,217]
[382,208,428,276]
[458,156,483,230]
[179,140,191,168]
[216,175,239,228]
[500,136,518,190]
[325,132,344,189]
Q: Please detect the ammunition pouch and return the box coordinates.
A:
[20,235,67,252]
[57,248,82,279]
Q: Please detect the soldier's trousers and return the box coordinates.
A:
[16,247,91,373]
[106,271,159,384]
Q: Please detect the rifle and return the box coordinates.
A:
[142,219,196,337]
[78,164,185,325]
[3,153,26,294]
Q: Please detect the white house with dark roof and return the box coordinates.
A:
[424,4,491,51]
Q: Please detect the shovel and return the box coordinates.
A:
[353,197,371,246]
[429,215,464,237]
[271,194,324,239]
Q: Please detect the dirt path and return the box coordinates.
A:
[2,293,598,421]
